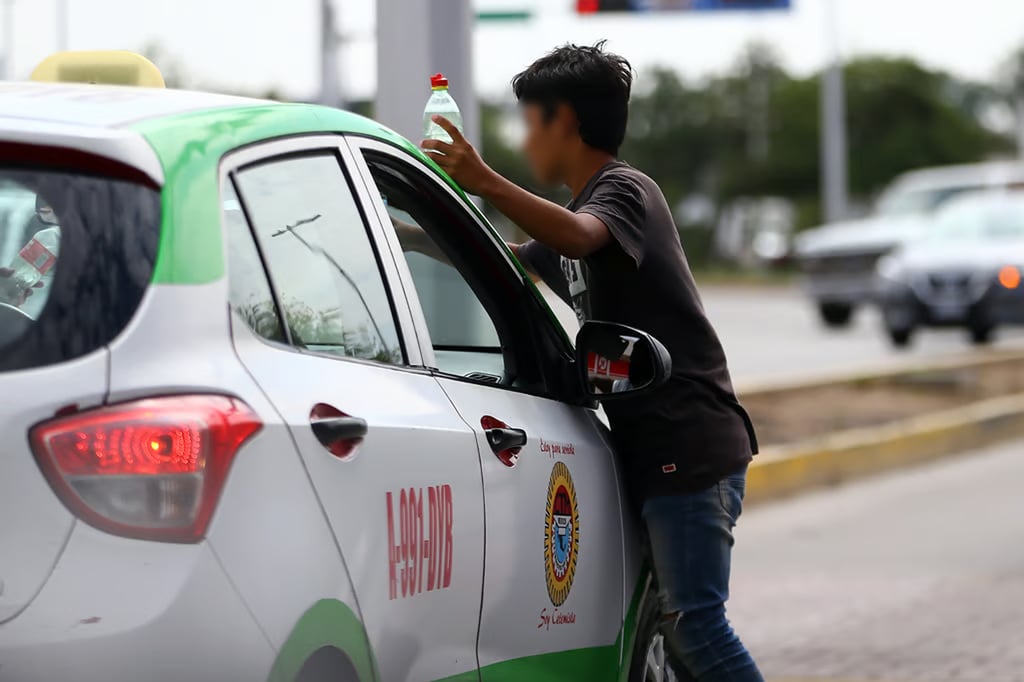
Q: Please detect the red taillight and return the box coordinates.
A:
[29,395,261,543]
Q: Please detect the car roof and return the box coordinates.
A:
[0,81,422,186]
[0,81,270,128]
[888,160,1024,193]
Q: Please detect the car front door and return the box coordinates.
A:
[221,137,485,682]
[347,139,627,681]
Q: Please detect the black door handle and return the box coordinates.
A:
[485,427,528,454]
[311,416,368,459]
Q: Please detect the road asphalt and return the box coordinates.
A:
[728,439,1024,682]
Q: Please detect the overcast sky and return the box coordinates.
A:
[7,0,1024,101]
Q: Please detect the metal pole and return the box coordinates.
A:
[376,0,429,141]
[376,0,477,147]
[427,0,477,148]
[56,0,68,52]
[2,0,14,80]
[1016,94,1024,161]
[319,0,342,107]
[820,0,848,222]
[1014,53,1024,161]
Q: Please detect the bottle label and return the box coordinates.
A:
[19,238,57,276]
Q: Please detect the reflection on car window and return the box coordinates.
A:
[234,153,403,364]
[361,153,504,381]
[0,181,60,319]
[222,182,285,342]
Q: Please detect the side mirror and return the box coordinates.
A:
[575,321,672,401]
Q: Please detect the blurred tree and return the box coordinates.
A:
[615,53,1011,232]
[842,58,1009,197]
[997,47,1024,158]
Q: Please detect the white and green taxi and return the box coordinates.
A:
[0,52,674,682]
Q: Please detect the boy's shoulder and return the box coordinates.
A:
[602,162,659,190]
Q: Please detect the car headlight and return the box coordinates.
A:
[876,255,904,282]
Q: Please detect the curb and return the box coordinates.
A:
[738,349,1024,396]
[746,392,1024,503]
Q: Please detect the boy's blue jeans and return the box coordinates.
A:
[641,467,764,682]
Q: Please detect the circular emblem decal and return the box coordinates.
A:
[544,461,580,607]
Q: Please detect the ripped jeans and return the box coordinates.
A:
[641,468,764,682]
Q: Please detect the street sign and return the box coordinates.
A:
[476,10,532,21]
[577,0,790,12]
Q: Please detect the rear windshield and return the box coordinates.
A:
[0,165,160,371]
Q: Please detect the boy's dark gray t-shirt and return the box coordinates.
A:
[518,161,756,501]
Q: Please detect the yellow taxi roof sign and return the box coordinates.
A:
[30,51,165,88]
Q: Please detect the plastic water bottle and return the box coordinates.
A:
[423,73,463,145]
[0,227,59,303]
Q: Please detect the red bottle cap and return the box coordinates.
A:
[430,73,449,88]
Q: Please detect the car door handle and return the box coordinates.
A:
[486,427,528,453]
[481,416,526,467]
[311,414,367,459]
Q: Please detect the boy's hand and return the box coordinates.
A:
[421,116,496,196]
[0,267,42,306]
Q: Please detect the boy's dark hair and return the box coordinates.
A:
[512,41,633,156]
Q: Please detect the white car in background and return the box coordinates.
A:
[0,52,674,682]
[795,161,1024,328]
[876,193,1024,347]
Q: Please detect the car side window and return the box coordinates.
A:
[223,182,286,343]
[232,153,403,364]
[360,152,506,382]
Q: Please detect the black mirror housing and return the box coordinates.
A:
[575,321,672,401]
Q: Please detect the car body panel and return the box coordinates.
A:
[0,525,273,682]
[220,137,487,681]
[99,277,375,667]
[268,598,377,682]
[0,349,107,624]
[342,134,642,678]
[436,377,626,677]
[344,133,640,678]
[231,321,486,682]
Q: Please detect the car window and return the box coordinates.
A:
[0,164,159,372]
[360,152,505,381]
[233,153,403,364]
[222,182,285,342]
[0,180,59,319]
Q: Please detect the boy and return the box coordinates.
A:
[422,43,763,681]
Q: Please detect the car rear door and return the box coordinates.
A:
[0,152,161,625]
[347,138,627,681]
[221,136,485,682]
